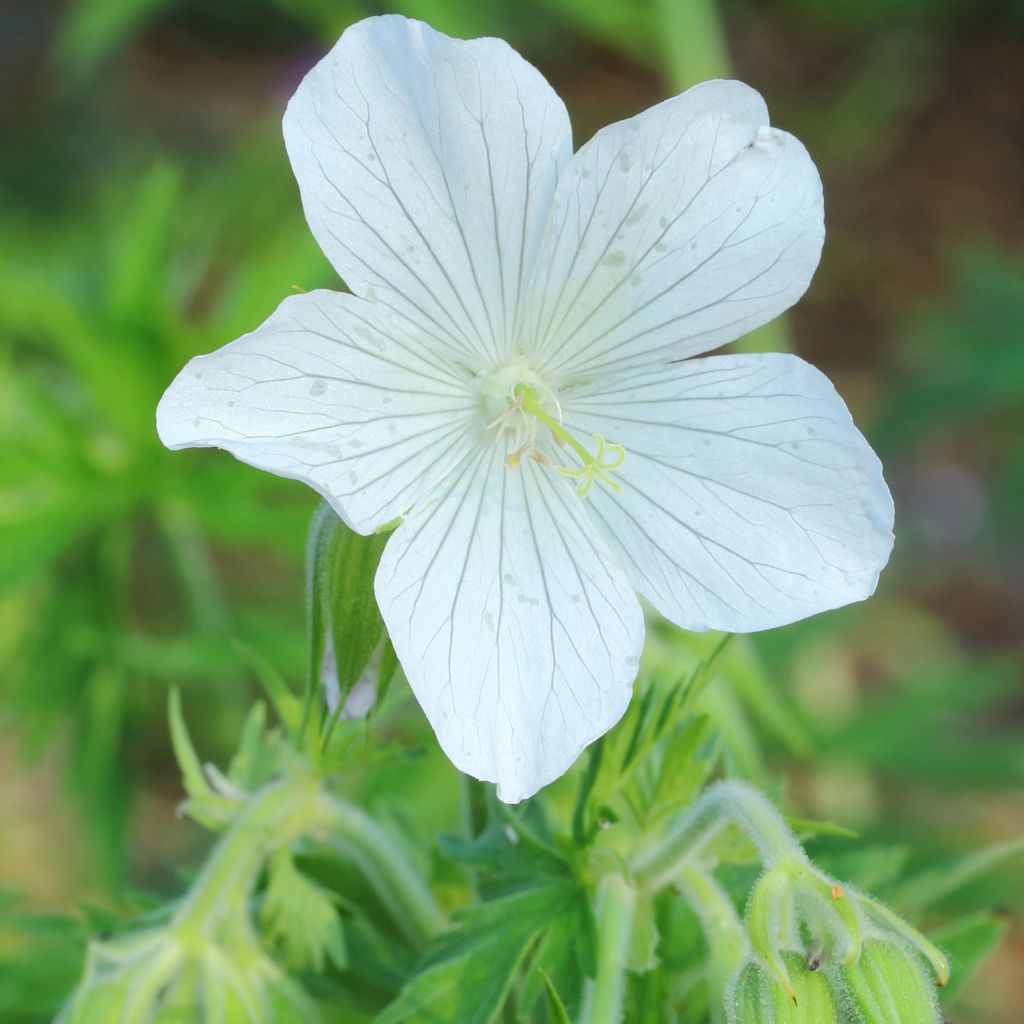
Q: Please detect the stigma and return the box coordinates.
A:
[479,363,625,499]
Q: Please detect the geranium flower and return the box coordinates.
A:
[157,15,893,802]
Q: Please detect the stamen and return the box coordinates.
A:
[514,385,626,498]
[506,442,531,468]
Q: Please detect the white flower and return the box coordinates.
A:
[157,16,894,802]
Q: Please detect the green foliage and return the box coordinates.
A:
[4,1,1023,1022]
[0,153,323,883]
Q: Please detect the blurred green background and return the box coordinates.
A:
[1,0,1022,1020]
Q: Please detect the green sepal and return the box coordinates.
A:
[746,865,797,1000]
[841,939,942,1024]
[731,954,839,1024]
[306,502,391,729]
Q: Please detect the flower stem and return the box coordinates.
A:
[317,795,447,948]
[174,780,313,936]
[580,873,636,1024]
[676,864,749,1024]
[632,781,806,891]
[654,0,732,92]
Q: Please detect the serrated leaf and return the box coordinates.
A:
[519,893,597,1017]
[377,883,579,1024]
[648,714,713,821]
[261,853,347,973]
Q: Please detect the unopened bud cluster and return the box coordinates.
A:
[634,782,949,1024]
[734,856,946,1023]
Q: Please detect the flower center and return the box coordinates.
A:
[480,364,625,499]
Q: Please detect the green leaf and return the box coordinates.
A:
[786,816,859,841]
[230,640,304,739]
[54,0,172,82]
[889,837,1024,913]
[519,893,597,1018]
[931,911,1010,1001]
[167,689,240,829]
[377,883,579,1024]
[168,688,214,805]
[261,852,347,972]
[539,970,572,1024]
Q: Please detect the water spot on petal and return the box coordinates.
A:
[485,612,496,632]
[602,251,627,268]
[624,204,647,227]
[309,380,327,396]
[348,471,358,485]
[503,572,516,585]
[618,151,631,173]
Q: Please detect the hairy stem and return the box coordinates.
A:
[317,795,447,948]
[580,873,636,1024]
[632,780,806,891]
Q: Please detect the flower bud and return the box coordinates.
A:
[746,862,862,1000]
[842,939,942,1024]
[730,954,840,1024]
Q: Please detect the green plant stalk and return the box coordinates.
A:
[166,778,444,961]
[316,795,447,948]
[580,873,636,1024]
[174,780,314,937]
[653,0,794,357]
[654,0,732,93]
[632,781,806,891]
[677,865,748,1024]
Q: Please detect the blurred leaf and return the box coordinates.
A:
[889,837,1024,914]
[54,0,172,81]
[931,911,1011,1002]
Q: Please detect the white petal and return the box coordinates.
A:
[375,448,644,802]
[283,15,572,367]
[565,354,893,632]
[523,80,824,379]
[156,290,480,534]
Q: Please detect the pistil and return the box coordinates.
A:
[514,385,625,498]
